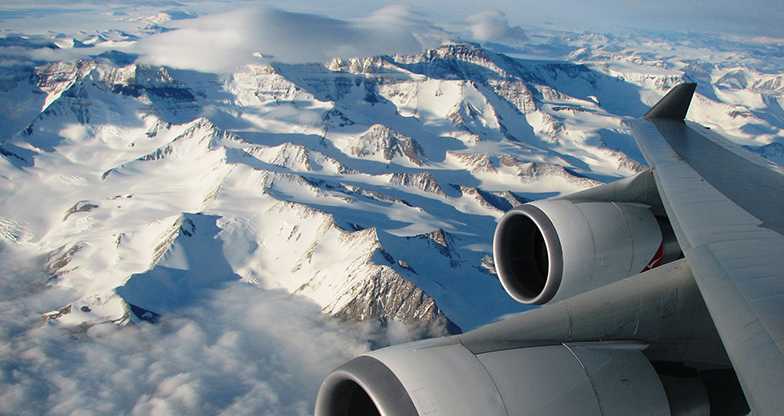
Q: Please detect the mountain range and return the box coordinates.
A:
[3,31,784,341]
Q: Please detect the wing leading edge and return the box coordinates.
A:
[630,83,784,416]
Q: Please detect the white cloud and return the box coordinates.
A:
[135,6,450,73]
[3,0,783,46]
[0,256,429,416]
[465,10,528,44]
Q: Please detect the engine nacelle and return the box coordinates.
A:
[315,339,673,416]
[494,200,680,305]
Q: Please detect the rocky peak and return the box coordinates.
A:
[459,186,520,213]
[35,60,98,95]
[391,43,511,81]
[426,228,456,253]
[352,125,429,166]
[256,201,457,336]
[387,172,445,197]
[247,142,352,174]
[602,147,647,173]
[104,65,195,102]
[500,154,601,187]
[488,78,537,115]
[716,70,749,90]
[99,64,177,87]
[148,214,197,268]
[751,75,784,94]
[268,142,313,171]
[331,266,460,337]
[447,151,497,173]
[680,61,714,85]
[326,57,386,74]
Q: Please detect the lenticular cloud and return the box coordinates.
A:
[136,6,448,72]
[465,10,528,44]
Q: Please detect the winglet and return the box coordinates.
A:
[643,83,697,120]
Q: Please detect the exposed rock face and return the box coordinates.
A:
[604,148,647,173]
[460,186,522,213]
[352,125,429,166]
[63,201,99,221]
[35,61,98,103]
[46,243,84,279]
[489,79,537,115]
[104,64,195,102]
[387,172,446,196]
[448,151,497,173]
[333,266,460,337]
[500,155,602,187]
[322,108,355,129]
[249,142,352,174]
[35,61,195,110]
[229,64,311,104]
[257,203,460,336]
[392,43,512,80]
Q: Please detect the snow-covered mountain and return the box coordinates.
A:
[2,32,784,338]
[1,23,783,414]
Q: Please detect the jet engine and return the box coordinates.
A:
[315,261,749,416]
[315,339,681,416]
[493,199,681,305]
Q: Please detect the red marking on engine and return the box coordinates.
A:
[642,242,664,272]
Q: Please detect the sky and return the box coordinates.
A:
[0,0,780,73]
[0,0,782,39]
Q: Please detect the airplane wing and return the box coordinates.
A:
[315,84,783,416]
[628,83,784,416]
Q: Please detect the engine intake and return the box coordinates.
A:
[494,200,680,305]
[316,340,674,416]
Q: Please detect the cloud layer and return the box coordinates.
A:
[136,6,449,72]
[0,287,341,415]
[465,10,527,44]
[0,245,423,416]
